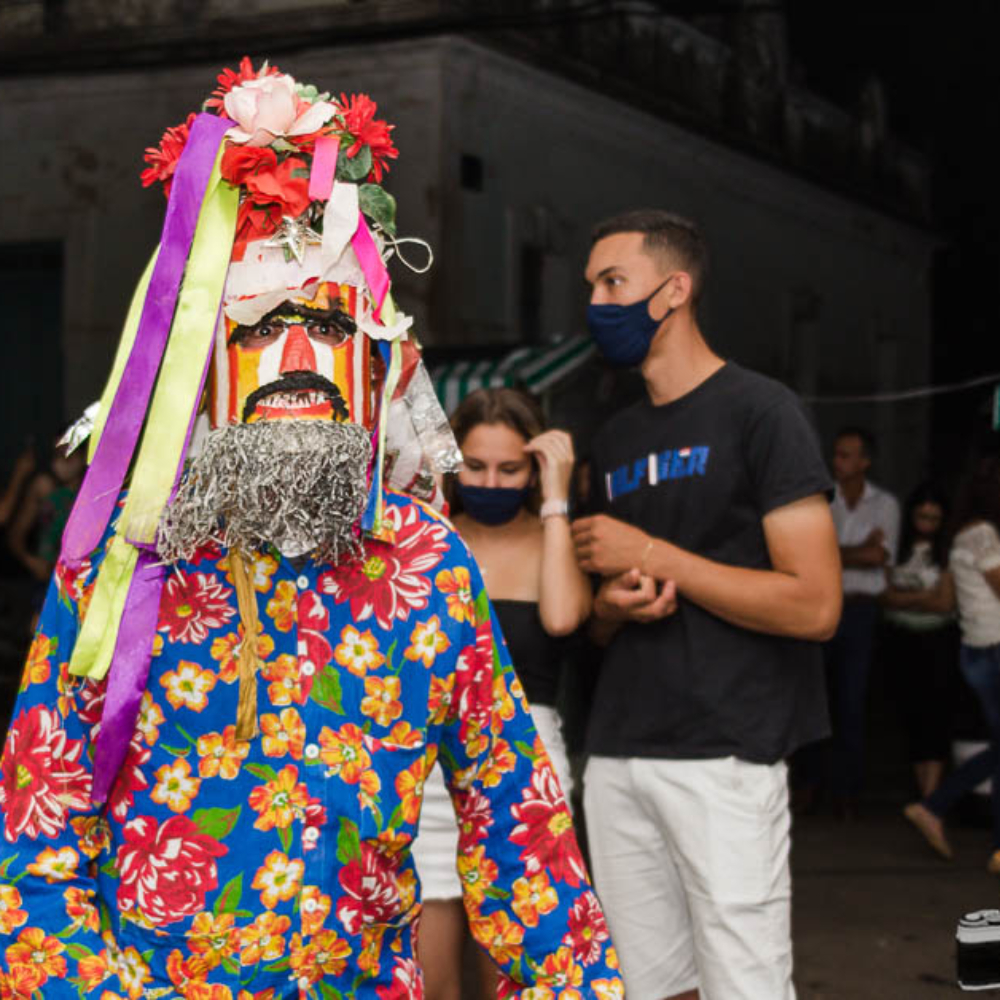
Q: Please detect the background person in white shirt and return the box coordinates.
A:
[827,427,900,816]
[904,454,1000,872]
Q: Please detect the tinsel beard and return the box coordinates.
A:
[157,420,373,565]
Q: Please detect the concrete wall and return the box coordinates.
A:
[0,35,935,492]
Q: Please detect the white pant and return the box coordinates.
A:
[414,704,572,900]
[584,755,795,1000]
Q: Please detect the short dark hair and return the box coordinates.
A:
[591,209,708,301]
[835,426,876,459]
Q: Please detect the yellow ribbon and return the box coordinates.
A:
[87,249,159,463]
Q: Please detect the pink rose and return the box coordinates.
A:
[224,74,334,147]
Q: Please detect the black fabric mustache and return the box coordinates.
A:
[242,371,349,423]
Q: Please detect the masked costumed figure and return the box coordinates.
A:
[0,61,622,999]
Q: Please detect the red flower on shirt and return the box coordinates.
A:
[107,734,151,823]
[335,841,401,934]
[158,570,236,644]
[565,891,610,966]
[319,503,449,631]
[509,759,586,889]
[0,704,91,842]
[116,814,228,926]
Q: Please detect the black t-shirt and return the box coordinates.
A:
[585,362,832,764]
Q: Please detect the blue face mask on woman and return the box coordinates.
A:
[586,276,674,368]
[454,482,530,526]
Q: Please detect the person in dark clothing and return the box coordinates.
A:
[571,208,842,1000]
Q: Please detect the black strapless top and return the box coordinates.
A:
[493,599,563,707]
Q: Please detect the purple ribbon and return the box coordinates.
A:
[61,112,233,565]
[91,550,164,804]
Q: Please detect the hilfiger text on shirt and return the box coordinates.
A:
[605,445,711,502]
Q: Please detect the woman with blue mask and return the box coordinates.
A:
[413,386,592,1000]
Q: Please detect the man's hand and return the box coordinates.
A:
[594,569,677,624]
[572,515,653,577]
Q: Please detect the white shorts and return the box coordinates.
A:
[414,703,572,900]
[584,755,795,1000]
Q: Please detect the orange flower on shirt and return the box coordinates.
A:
[299,885,332,936]
[262,653,304,706]
[436,566,476,624]
[480,738,517,788]
[260,707,306,759]
[403,615,451,668]
[537,946,584,996]
[318,723,371,784]
[360,674,402,727]
[512,873,559,928]
[469,909,524,964]
[196,726,250,779]
[4,926,67,992]
[457,844,499,906]
[72,815,110,859]
[266,580,298,632]
[26,845,79,882]
[161,661,218,711]
[240,910,290,965]
[333,625,385,677]
[211,628,274,684]
[248,765,309,831]
[188,911,240,970]
[288,928,352,985]
[63,886,100,933]
[395,753,431,824]
[428,673,455,725]
[21,632,54,689]
[151,758,201,812]
[0,885,26,935]
[252,851,304,909]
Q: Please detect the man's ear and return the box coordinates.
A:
[666,271,695,310]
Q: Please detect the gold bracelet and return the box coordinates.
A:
[639,539,654,576]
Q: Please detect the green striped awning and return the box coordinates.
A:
[431,335,596,414]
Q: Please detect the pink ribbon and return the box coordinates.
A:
[351,212,390,322]
[60,113,233,565]
[308,135,340,202]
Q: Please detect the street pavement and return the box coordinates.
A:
[793,802,1000,998]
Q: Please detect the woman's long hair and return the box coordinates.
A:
[897,481,950,567]
[446,387,546,516]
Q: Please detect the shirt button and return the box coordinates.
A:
[296,574,309,590]
[300,660,315,676]
[303,826,319,843]
[298,975,311,990]
[305,743,320,760]
[302,897,320,913]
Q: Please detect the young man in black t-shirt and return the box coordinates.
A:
[572,210,842,1000]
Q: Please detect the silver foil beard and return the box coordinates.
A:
[157,420,373,565]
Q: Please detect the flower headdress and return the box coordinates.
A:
[57,60,458,804]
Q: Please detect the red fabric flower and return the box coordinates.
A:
[565,891,610,966]
[244,155,312,218]
[319,503,449,631]
[0,704,91,842]
[204,56,282,111]
[509,759,587,889]
[116,814,227,926]
[335,841,401,933]
[220,143,278,188]
[158,570,236,644]
[141,113,196,197]
[336,93,399,182]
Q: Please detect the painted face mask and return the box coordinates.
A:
[586,275,674,368]
[210,280,376,428]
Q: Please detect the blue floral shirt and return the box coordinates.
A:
[0,493,622,999]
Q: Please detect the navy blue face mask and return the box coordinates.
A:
[455,483,530,526]
[586,276,675,368]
